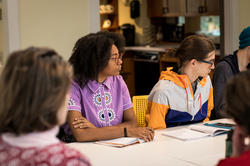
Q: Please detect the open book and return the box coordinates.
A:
[162,124,232,141]
[95,137,145,148]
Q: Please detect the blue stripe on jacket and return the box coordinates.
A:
[165,101,208,127]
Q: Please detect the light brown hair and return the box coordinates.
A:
[167,35,215,67]
[0,47,72,135]
[224,70,250,135]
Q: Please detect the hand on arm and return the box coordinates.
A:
[67,109,154,142]
[72,108,138,129]
[72,117,96,129]
[67,110,124,142]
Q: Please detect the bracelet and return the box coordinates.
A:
[124,128,127,137]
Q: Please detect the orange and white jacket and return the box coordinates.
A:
[146,68,214,130]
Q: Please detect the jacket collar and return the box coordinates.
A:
[160,67,207,88]
[87,77,112,93]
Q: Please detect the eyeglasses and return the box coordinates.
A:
[110,53,123,63]
[197,59,215,66]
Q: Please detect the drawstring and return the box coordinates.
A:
[199,93,202,114]
[184,88,189,113]
[177,76,203,115]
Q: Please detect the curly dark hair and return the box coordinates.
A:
[69,33,114,86]
[224,70,250,135]
[0,47,72,135]
[97,31,126,54]
[168,35,215,68]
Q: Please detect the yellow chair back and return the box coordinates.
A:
[132,95,148,127]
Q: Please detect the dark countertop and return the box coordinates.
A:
[125,42,220,56]
[125,46,166,53]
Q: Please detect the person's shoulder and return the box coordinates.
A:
[154,79,175,92]
[109,75,124,82]
[71,80,82,89]
[107,75,126,86]
[199,75,212,87]
[205,75,212,83]
[215,60,232,71]
[70,80,85,98]
[50,143,91,166]
[148,80,172,104]
[150,80,173,96]
[214,60,234,78]
[214,61,235,81]
[157,79,173,89]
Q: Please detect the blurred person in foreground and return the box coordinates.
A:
[217,70,250,166]
[0,47,91,166]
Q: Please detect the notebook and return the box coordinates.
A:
[204,122,235,130]
[95,137,145,148]
[162,124,231,141]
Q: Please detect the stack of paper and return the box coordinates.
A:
[95,137,145,148]
[162,124,231,141]
[188,124,231,136]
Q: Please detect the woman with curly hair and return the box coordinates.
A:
[63,32,154,142]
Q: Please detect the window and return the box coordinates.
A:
[200,16,220,36]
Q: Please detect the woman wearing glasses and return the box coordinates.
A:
[62,32,154,142]
[146,35,215,129]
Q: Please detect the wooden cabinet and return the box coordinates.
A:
[100,0,119,31]
[206,0,220,15]
[186,0,220,16]
[148,0,185,17]
[186,0,201,15]
[148,0,219,17]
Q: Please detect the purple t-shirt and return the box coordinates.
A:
[66,75,132,131]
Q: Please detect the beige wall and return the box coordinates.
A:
[0,1,4,63]
[118,0,151,45]
[238,0,250,32]
[19,0,91,60]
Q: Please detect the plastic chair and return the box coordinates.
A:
[132,95,148,127]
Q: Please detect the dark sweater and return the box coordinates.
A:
[212,51,239,118]
[213,51,250,119]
